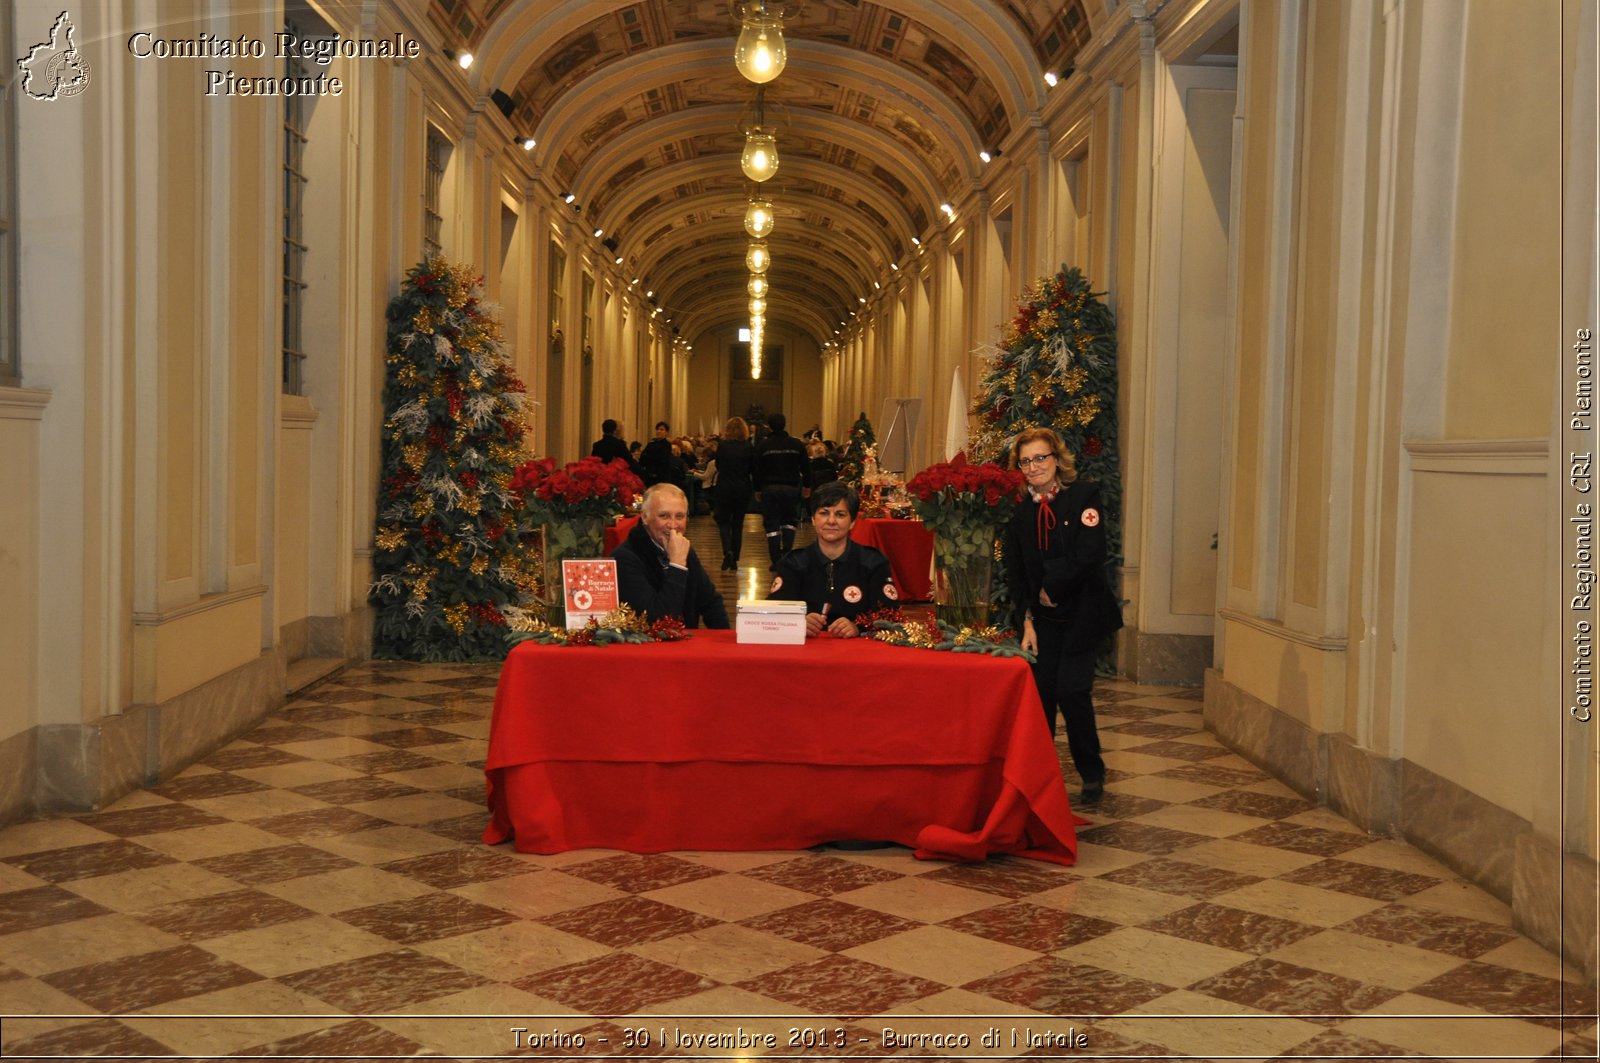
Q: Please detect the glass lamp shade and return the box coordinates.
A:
[749,297,766,316]
[745,241,770,274]
[744,198,775,239]
[733,13,786,84]
[748,275,768,298]
[741,129,779,182]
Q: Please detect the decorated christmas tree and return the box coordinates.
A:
[968,266,1123,563]
[839,411,876,488]
[369,257,539,660]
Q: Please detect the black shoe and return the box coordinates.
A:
[1076,779,1105,806]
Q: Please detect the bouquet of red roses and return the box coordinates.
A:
[905,454,1023,627]
[905,453,1024,542]
[513,456,642,571]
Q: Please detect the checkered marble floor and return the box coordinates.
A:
[0,533,1595,1059]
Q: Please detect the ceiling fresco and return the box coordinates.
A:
[440,0,1094,340]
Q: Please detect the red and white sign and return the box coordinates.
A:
[842,585,862,603]
[562,558,619,627]
[1080,507,1101,528]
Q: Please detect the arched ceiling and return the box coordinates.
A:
[430,0,1096,347]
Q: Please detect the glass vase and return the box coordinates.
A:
[542,512,608,626]
[933,529,995,630]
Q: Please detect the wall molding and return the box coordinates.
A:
[1218,606,1348,652]
[132,584,266,627]
[1405,437,1548,474]
[0,385,51,420]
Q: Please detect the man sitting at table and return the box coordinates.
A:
[615,483,730,629]
[768,481,896,639]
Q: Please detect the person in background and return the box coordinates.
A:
[805,439,839,514]
[614,483,729,628]
[590,418,640,476]
[753,412,809,568]
[769,482,895,638]
[1005,427,1123,805]
[711,416,756,570]
[639,421,675,486]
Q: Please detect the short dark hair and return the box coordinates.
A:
[655,420,670,432]
[769,412,786,431]
[810,480,859,517]
[602,418,618,435]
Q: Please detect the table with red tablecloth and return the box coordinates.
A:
[603,515,640,554]
[483,630,1081,864]
[850,517,934,601]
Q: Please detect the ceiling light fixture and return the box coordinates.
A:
[746,241,770,274]
[456,51,474,70]
[748,275,768,298]
[733,1,787,84]
[1044,71,1059,87]
[563,192,576,204]
[744,197,775,239]
[740,87,779,182]
[522,136,536,151]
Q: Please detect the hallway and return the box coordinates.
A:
[0,525,1591,1060]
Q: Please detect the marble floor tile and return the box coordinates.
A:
[738,897,923,952]
[1212,877,1388,928]
[842,923,1042,984]
[334,889,520,945]
[536,895,722,948]
[741,853,909,896]
[196,912,400,978]
[963,955,1173,1014]
[411,918,612,981]
[1141,901,1324,956]
[559,851,727,893]
[736,952,945,1013]
[641,869,816,921]
[832,873,1006,923]
[941,899,1121,952]
[512,951,717,1014]
[40,943,263,1012]
[1057,925,1253,987]
[278,946,490,1012]
[0,911,186,976]
[1261,927,1468,990]
[628,921,829,983]
[0,837,175,882]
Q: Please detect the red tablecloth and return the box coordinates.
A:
[483,630,1081,864]
[603,515,640,554]
[851,517,934,600]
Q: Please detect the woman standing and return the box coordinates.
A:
[1005,427,1123,804]
[712,416,757,570]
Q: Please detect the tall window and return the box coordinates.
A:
[423,128,449,260]
[280,24,311,394]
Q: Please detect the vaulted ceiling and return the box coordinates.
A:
[431,0,1095,345]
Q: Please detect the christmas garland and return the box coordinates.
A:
[856,608,1035,662]
[507,604,689,648]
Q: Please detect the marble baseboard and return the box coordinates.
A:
[1204,670,1600,984]
[312,606,375,661]
[16,651,286,820]
[1513,833,1600,980]
[281,616,310,662]
[1325,732,1401,835]
[1202,668,1324,801]
[0,728,34,825]
[1123,630,1212,686]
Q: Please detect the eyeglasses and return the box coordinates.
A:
[1017,454,1055,467]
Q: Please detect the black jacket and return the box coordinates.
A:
[613,519,730,629]
[755,429,808,489]
[713,438,755,497]
[1005,480,1122,652]
[639,437,676,486]
[590,434,640,476]
[769,540,895,622]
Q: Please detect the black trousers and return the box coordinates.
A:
[714,489,752,561]
[1030,620,1105,786]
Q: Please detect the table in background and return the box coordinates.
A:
[603,515,640,555]
[851,517,934,601]
[483,630,1080,864]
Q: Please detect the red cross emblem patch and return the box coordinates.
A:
[843,585,862,603]
[1081,507,1101,527]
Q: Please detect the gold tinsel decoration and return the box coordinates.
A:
[411,494,435,517]
[403,442,427,471]
[443,603,470,633]
[375,527,406,552]
[413,307,436,335]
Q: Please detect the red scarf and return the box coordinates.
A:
[1030,486,1058,551]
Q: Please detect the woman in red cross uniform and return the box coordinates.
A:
[1004,427,1123,805]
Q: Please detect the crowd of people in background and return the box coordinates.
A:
[590,414,848,523]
